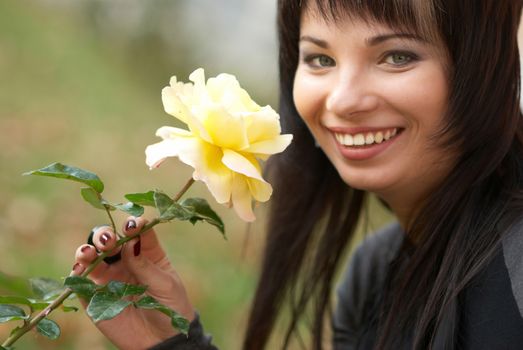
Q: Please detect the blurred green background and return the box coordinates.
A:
[0,1,394,349]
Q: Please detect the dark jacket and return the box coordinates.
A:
[151,218,523,349]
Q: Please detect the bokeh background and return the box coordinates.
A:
[3,1,521,350]
[0,1,280,349]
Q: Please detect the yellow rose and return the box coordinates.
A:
[145,68,293,222]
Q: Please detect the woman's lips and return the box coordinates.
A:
[331,127,404,161]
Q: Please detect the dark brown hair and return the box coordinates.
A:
[244,0,523,349]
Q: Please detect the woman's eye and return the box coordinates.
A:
[304,54,335,68]
[383,52,417,66]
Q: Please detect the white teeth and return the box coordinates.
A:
[353,134,365,146]
[334,128,399,147]
[375,132,384,143]
[344,134,354,146]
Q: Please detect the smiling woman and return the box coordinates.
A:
[244,0,523,349]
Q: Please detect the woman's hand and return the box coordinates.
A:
[71,216,195,350]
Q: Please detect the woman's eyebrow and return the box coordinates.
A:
[299,33,425,49]
[299,35,329,49]
[366,33,425,46]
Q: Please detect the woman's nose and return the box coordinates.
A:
[325,72,379,117]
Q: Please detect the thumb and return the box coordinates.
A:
[121,238,195,320]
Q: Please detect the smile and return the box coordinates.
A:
[334,128,400,147]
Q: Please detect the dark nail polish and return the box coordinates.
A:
[133,240,141,257]
[100,233,111,246]
[125,220,137,231]
[81,246,90,253]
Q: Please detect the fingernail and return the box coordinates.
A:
[72,263,81,273]
[80,246,91,253]
[100,233,111,246]
[133,239,141,257]
[125,220,137,231]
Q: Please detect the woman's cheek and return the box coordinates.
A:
[293,72,321,123]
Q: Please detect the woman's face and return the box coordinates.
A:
[293,9,453,218]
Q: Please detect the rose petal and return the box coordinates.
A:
[201,106,249,150]
[247,177,273,202]
[189,68,208,100]
[162,86,191,125]
[222,149,264,181]
[161,89,212,143]
[231,174,256,222]
[145,127,195,168]
[245,134,293,155]
[207,74,260,113]
[155,126,193,139]
[244,107,282,143]
[178,139,233,204]
[145,139,180,169]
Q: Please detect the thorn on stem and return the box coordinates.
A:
[43,307,51,317]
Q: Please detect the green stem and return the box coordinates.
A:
[104,204,118,236]
[2,288,74,347]
[173,178,194,202]
[1,177,195,348]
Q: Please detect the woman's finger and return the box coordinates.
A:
[82,261,112,285]
[122,216,140,236]
[70,262,86,277]
[71,244,113,284]
[122,216,167,264]
[69,263,91,309]
[74,244,98,265]
[92,226,118,253]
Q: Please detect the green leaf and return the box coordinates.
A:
[112,202,145,217]
[30,278,64,301]
[153,191,174,216]
[30,302,51,310]
[134,296,189,334]
[0,305,27,323]
[23,162,104,193]
[81,187,106,210]
[84,196,145,216]
[162,202,195,221]
[124,191,156,207]
[36,318,60,340]
[80,187,145,216]
[0,271,32,296]
[63,276,98,299]
[87,292,132,323]
[106,281,147,298]
[153,193,225,235]
[0,296,49,311]
[0,296,33,307]
[61,305,78,313]
[170,313,191,334]
[181,198,225,235]
[154,191,194,222]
